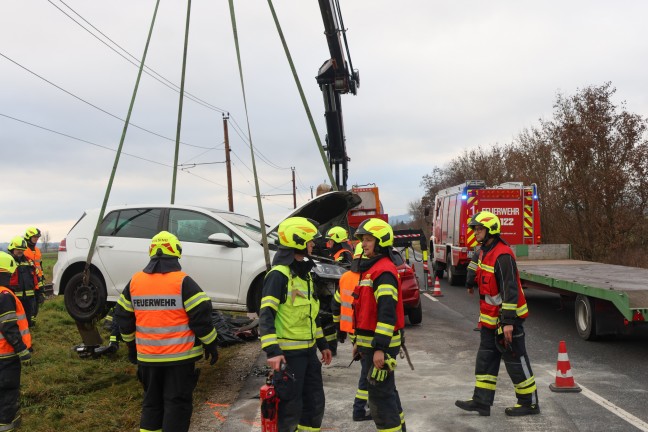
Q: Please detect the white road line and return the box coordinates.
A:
[423,293,439,302]
[546,371,648,431]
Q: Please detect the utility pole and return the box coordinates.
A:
[310,186,314,199]
[292,167,296,209]
[223,113,234,212]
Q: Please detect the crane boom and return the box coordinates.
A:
[316,0,359,191]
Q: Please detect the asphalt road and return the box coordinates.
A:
[217,260,648,432]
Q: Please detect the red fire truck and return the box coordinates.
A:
[431,180,542,285]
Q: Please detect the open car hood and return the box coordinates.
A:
[268,190,361,238]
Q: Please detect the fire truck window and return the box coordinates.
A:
[442,196,450,241]
[453,194,462,242]
[447,197,456,242]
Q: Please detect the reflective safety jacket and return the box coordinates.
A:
[24,245,44,288]
[353,257,404,350]
[0,286,32,360]
[9,257,37,298]
[122,271,211,364]
[334,270,360,333]
[332,241,353,263]
[260,265,324,354]
[476,240,529,329]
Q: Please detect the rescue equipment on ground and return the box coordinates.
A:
[260,363,296,431]
[549,340,581,393]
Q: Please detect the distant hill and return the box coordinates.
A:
[389,214,412,225]
[0,242,59,253]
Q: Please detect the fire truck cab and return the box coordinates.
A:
[431,180,541,285]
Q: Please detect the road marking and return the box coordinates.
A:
[423,293,439,302]
[547,371,648,431]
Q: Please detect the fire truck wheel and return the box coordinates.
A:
[575,294,598,340]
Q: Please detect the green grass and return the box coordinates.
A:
[19,255,253,431]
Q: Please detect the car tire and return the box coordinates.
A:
[408,302,423,325]
[251,278,263,315]
[64,272,108,323]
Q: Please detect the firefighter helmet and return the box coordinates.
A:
[468,211,501,235]
[277,217,321,250]
[8,236,28,251]
[326,226,348,244]
[355,218,394,247]
[25,227,41,240]
[0,252,17,274]
[353,242,364,259]
[149,231,183,258]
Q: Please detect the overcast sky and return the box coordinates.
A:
[2,0,647,243]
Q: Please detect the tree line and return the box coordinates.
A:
[409,83,648,267]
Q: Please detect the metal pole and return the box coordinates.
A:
[292,167,296,209]
[223,113,234,211]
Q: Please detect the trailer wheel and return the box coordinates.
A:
[575,294,598,340]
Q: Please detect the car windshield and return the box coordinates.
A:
[211,210,278,244]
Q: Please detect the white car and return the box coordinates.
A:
[53,191,360,322]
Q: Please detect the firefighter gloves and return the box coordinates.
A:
[18,349,32,366]
[204,342,219,365]
[127,343,138,365]
[367,354,397,385]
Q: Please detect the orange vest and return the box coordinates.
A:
[476,241,529,329]
[338,271,360,333]
[0,286,32,359]
[24,246,43,279]
[130,271,203,363]
[353,257,405,332]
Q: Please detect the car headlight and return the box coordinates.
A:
[311,262,346,280]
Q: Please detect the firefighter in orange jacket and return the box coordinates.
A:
[259,217,332,432]
[353,218,406,432]
[23,227,45,316]
[7,237,38,328]
[325,226,353,264]
[455,211,540,417]
[332,243,372,421]
[0,251,32,432]
[115,231,218,432]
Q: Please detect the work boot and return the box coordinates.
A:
[352,412,372,422]
[455,399,490,416]
[95,342,119,356]
[505,404,540,416]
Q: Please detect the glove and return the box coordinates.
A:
[204,342,219,366]
[337,330,347,344]
[127,343,137,365]
[36,290,45,305]
[18,349,32,366]
[367,354,396,385]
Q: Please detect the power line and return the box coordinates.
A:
[0,51,215,150]
[49,0,292,172]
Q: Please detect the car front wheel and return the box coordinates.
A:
[64,272,108,323]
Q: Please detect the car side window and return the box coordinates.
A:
[169,209,245,246]
[99,208,161,239]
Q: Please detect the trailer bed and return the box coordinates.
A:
[517,260,648,313]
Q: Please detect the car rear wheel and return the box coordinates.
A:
[64,272,108,323]
[408,302,423,325]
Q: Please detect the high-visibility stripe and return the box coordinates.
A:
[121,332,135,342]
[479,313,498,326]
[502,302,517,311]
[0,311,17,323]
[375,322,395,337]
[355,388,368,400]
[297,425,320,431]
[261,296,280,311]
[184,291,210,312]
[118,294,133,312]
[377,425,402,432]
[137,345,203,362]
[278,339,316,350]
[199,328,217,345]
[484,294,502,306]
[375,285,398,301]
[475,374,498,391]
[260,334,277,349]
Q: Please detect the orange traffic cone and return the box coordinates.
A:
[432,277,443,297]
[549,340,581,393]
[426,272,434,291]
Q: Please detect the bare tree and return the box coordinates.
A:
[41,231,50,253]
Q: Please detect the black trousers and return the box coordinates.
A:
[352,351,370,416]
[0,357,21,426]
[359,346,405,432]
[14,294,34,327]
[473,325,538,406]
[138,362,200,432]
[279,347,325,432]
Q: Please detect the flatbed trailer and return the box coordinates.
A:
[516,256,648,340]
